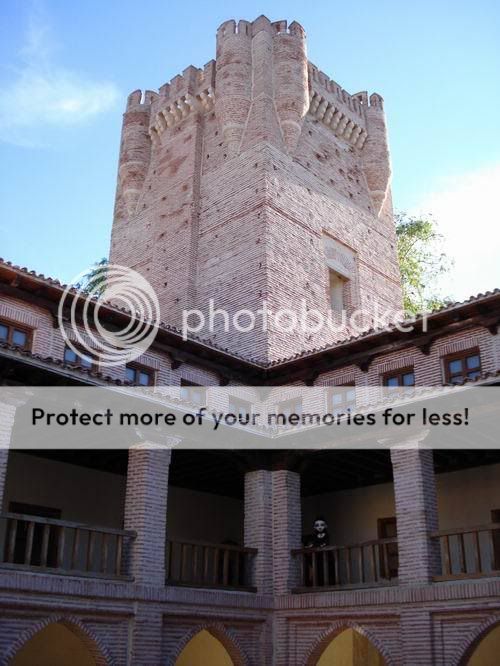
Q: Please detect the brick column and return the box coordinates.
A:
[399,609,435,665]
[244,469,302,594]
[244,470,273,592]
[129,605,164,666]
[272,469,302,594]
[124,441,173,586]
[0,401,17,510]
[390,439,441,584]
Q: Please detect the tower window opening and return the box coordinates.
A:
[329,270,347,312]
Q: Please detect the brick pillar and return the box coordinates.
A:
[399,609,435,665]
[0,401,16,510]
[124,441,173,585]
[390,441,441,584]
[272,469,302,594]
[129,605,163,666]
[244,470,273,592]
[244,469,302,594]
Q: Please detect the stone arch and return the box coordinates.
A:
[168,622,248,666]
[451,615,500,666]
[305,620,395,666]
[2,615,113,666]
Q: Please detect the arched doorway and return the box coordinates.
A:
[11,622,97,666]
[316,628,386,666]
[466,623,500,665]
[175,629,234,665]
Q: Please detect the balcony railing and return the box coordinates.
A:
[292,537,398,591]
[0,512,135,580]
[166,539,257,592]
[432,523,500,580]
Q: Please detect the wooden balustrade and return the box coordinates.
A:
[166,539,257,591]
[432,523,500,580]
[0,512,135,580]
[292,537,398,591]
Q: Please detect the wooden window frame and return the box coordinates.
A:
[125,362,156,386]
[228,396,253,417]
[63,343,99,371]
[180,379,207,407]
[443,347,482,384]
[277,398,303,417]
[383,367,415,387]
[0,318,33,351]
[328,383,356,413]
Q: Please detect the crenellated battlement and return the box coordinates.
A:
[308,63,366,120]
[309,89,368,148]
[150,84,214,143]
[123,62,216,144]
[216,15,306,42]
[126,89,158,111]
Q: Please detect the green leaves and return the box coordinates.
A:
[396,213,453,316]
[75,257,109,296]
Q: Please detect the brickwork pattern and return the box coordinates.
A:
[390,446,441,584]
[244,469,301,595]
[110,15,402,362]
[124,442,173,585]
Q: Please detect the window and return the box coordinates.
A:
[329,270,347,312]
[277,398,302,418]
[63,344,97,370]
[125,363,155,386]
[228,397,253,418]
[383,368,415,388]
[444,349,482,384]
[0,319,31,350]
[329,384,356,414]
[180,379,206,406]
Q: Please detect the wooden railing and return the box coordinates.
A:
[432,523,500,580]
[0,512,135,580]
[166,539,257,591]
[292,538,398,591]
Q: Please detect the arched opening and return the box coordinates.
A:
[316,628,386,666]
[466,623,500,665]
[11,622,97,666]
[175,629,234,665]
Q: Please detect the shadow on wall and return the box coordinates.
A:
[316,628,385,666]
[175,629,233,665]
[11,623,95,666]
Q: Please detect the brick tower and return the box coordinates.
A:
[110,16,402,363]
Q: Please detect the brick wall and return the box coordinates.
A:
[110,15,402,363]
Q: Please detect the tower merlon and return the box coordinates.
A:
[126,89,157,111]
[369,92,384,110]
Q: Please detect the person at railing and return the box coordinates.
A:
[302,516,335,586]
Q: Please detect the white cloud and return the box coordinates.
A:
[411,163,500,301]
[0,8,119,144]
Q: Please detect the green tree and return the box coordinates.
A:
[395,213,453,316]
[76,257,109,296]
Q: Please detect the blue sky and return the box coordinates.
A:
[1,0,499,299]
